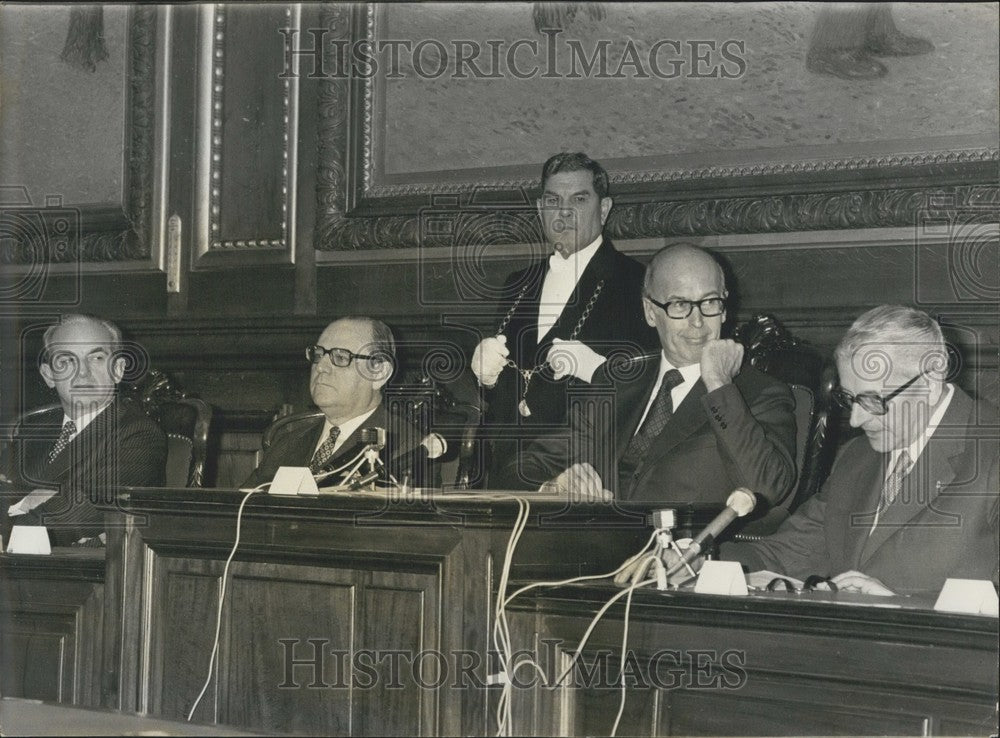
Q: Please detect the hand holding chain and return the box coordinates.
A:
[492,280,605,417]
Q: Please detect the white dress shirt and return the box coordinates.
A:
[61,397,114,440]
[632,356,703,433]
[312,407,379,458]
[536,235,603,340]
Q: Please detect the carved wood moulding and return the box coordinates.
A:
[1,6,157,267]
[192,3,299,268]
[315,5,998,252]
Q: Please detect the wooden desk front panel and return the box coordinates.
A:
[99,489,678,735]
[145,555,439,736]
[0,553,105,707]
[507,588,999,736]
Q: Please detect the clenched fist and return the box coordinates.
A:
[471,335,509,388]
[546,338,606,382]
[700,338,744,392]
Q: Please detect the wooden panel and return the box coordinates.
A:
[218,5,293,244]
[357,570,440,737]
[149,562,223,722]
[1,616,72,702]
[0,553,105,707]
[192,4,298,268]
[101,489,651,736]
[213,431,264,489]
[507,586,999,737]
[224,564,358,735]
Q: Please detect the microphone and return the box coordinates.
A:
[677,488,756,566]
[360,426,386,449]
[341,427,387,488]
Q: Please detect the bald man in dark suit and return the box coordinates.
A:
[496,244,797,510]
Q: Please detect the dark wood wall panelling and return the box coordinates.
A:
[2,5,997,489]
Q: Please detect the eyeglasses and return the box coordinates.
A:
[646,296,725,320]
[831,373,924,416]
[766,575,838,593]
[306,345,382,368]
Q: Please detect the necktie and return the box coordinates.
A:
[48,420,77,463]
[621,369,685,470]
[875,450,913,519]
[309,426,341,473]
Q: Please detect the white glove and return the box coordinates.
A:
[471,335,509,388]
[546,338,606,382]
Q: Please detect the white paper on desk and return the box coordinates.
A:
[6,489,58,516]
[7,526,52,555]
[934,579,1000,616]
[695,561,749,596]
[269,467,320,496]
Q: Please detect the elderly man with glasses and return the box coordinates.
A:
[243,317,433,489]
[718,305,1000,595]
[495,243,797,510]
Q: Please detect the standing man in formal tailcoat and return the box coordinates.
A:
[471,152,658,486]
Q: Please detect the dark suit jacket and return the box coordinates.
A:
[483,239,659,482]
[722,386,1000,594]
[1,398,166,547]
[243,403,436,489]
[497,357,797,507]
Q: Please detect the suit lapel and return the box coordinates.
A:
[629,379,709,492]
[843,448,888,569]
[326,404,389,469]
[508,259,548,367]
[858,390,972,567]
[614,358,661,454]
[46,401,116,482]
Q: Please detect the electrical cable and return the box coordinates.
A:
[186,485,264,721]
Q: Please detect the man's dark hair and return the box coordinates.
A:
[541,152,610,199]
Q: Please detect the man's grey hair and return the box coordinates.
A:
[42,314,122,356]
[835,305,947,380]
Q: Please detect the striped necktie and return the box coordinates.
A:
[875,450,913,520]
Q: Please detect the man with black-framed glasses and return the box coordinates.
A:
[719,305,1000,596]
[496,244,797,510]
[243,317,433,489]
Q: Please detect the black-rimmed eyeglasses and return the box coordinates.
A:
[306,345,382,368]
[646,296,726,320]
[831,373,924,416]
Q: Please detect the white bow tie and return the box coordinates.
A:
[548,253,576,274]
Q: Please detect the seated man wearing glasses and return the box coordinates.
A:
[495,244,797,509]
[719,305,999,595]
[243,317,434,489]
[1,314,166,547]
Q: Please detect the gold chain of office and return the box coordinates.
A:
[495,280,605,417]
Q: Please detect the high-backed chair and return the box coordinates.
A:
[732,315,837,537]
[7,403,62,446]
[128,370,213,487]
[258,390,478,489]
[261,410,324,452]
[258,370,483,489]
[390,370,484,489]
